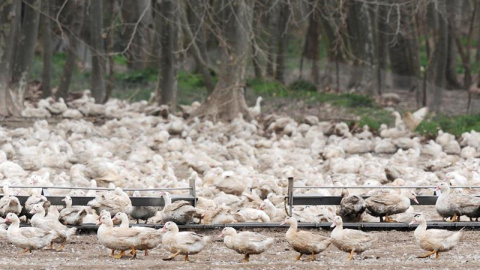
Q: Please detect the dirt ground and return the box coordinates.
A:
[0,227,479,270]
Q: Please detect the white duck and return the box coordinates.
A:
[97,214,142,259]
[5,213,56,253]
[330,216,376,260]
[220,227,274,262]
[0,185,22,218]
[87,187,132,216]
[112,212,163,256]
[59,196,88,226]
[161,221,209,261]
[159,192,197,225]
[130,191,157,224]
[30,203,77,251]
[409,213,463,259]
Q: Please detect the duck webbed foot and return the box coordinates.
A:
[113,250,126,259]
[417,250,436,258]
[385,215,396,223]
[163,251,181,261]
[240,254,250,263]
[295,253,302,261]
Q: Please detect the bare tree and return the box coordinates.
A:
[57,0,85,100]
[0,1,20,116]
[89,0,106,103]
[193,0,253,122]
[275,0,290,84]
[155,0,179,109]
[10,0,41,110]
[426,0,448,112]
[41,0,53,98]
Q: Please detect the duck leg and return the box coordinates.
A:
[111,250,115,256]
[47,242,54,250]
[20,248,30,254]
[144,249,149,256]
[310,252,316,261]
[130,246,136,259]
[240,254,250,263]
[184,254,190,261]
[163,251,181,261]
[417,250,436,258]
[113,250,126,259]
[448,214,458,222]
[348,250,355,260]
[56,243,65,252]
[385,215,395,223]
[295,253,303,261]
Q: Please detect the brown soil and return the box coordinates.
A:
[1,228,479,270]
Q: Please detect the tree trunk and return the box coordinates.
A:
[57,0,85,100]
[155,0,179,109]
[119,0,150,71]
[303,2,320,86]
[0,1,20,116]
[181,0,214,93]
[274,0,289,84]
[193,0,253,122]
[427,0,448,112]
[445,0,462,89]
[104,0,116,103]
[10,0,41,112]
[375,2,388,95]
[41,0,52,98]
[346,0,374,93]
[265,1,279,78]
[251,1,263,79]
[89,0,106,103]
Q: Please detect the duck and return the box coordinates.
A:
[248,96,263,117]
[330,216,375,260]
[97,214,143,259]
[87,187,132,216]
[30,203,77,251]
[337,189,366,222]
[220,227,274,262]
[201,204,236,224]
[281,216,331,261]
[5,212,56,253]
[161,221,209,261]
[112,212,163,256]
[259,198,285,222]
[366,189,418,222]
[22,191,48,221]
[59,196,88,226]
[409,213,463,259]
[130,191,157,224]
[234,208,270,223]
[159,192,197,225]
[0,185,22,218]
[435,182,480,222]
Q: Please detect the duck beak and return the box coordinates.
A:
[434,186,440,191]
[408,220,416,225]
[330,220,337,228]
[161,226,167,232]
[219,233,224,238]
[29,209,36,214]
[413,197,419,204]
[61,198,66,202]
[259,206,263,210]
[280,221,286,226]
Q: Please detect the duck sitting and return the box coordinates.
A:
[5,213,56,253]
[330,216,376,260]
[220,227,274,262]
[97,214,143,259]
[59,196,88,226]
[435,182,480,222]
[409,213,463,259]
[281,216,331,261]
[337,189,366,222]
[366,189,418,222]
[159,192,197,225]
[0,184,22,218]
[88,187,132,216]
[21,190,47,221]
[259,198,286,222]
[162,221,210,261]
[113,212,163,256]
[130,191,157,224]
[30,203,77,251]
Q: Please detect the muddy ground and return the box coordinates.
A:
[0,227,479,270]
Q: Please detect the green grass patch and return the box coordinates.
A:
[319,92,377,108]
[115,68,157,83]
[417,113,480,137]
[247,78,289,97]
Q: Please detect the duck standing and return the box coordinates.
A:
[5,213,56,253]
[281,216,331,261]
[409,213,463,259]
[161,221,209,261]
[220,227,274,262]
[330,216,375,260]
